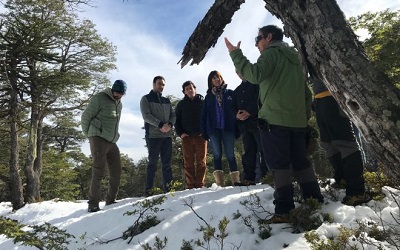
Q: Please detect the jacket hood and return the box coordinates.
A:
[103,87,121,103]
[269,41,300,65]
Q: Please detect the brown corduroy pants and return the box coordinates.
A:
[181,135,208,188]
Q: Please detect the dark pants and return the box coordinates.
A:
[145,137,173,192]
[259,125,323,215]
[182,135,208,188]
[88,136,122,206]
[314,96,365,196]
[242,127,268,182]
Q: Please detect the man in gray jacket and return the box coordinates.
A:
[81,79,127,212]
[140,76,176,195]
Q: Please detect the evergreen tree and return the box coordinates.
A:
[349,10,400,87]
[0,0,116,208]
[40,149,80,201]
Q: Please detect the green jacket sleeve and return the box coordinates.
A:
[229,48,275,85]
[81,95,100,137]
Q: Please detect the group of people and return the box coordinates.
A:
[141,71,268,195]
[81,25,371,221]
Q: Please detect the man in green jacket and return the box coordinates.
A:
[81,79,127,212]
[225,25,323,223]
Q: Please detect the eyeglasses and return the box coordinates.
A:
[255,35,264,44]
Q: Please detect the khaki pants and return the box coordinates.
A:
[88,136,122,205]
[182,135,207,188]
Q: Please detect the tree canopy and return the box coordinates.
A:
[0,0,116,207]
[349,9,400,87]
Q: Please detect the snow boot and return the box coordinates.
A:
[213,170,225,186]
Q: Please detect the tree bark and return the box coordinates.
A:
[178,0,245,67]
[8,59,25,210]
[24,85,41,203]
[180,0,400,182]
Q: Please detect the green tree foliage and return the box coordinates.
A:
[349,9,400,87]
[114,153,139,198]
[42,112,86,154]
[72,151,92,200]
[40,149,80,201]
[0,216,75,250]
[0,0,116,205]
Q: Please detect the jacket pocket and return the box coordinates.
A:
[91,118,102,132]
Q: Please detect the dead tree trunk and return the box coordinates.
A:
[262,0,400,182]
[179,0,244,67]
[179,0,400,183]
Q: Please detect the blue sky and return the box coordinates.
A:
[79,0,400,162]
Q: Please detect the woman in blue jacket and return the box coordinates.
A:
[202,70,240,186]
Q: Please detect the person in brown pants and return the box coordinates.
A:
[81,79,127,212]
[175,81,208,188]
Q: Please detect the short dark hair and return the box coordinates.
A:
[182,81,196,94]
[207,70,224,93]
[259,25,283,41]
[153,76,165,84]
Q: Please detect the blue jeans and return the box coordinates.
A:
[145,137,173,192]
[209,129,238,171]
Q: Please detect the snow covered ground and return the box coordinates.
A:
[0,183,399,250]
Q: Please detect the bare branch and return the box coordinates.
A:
[179,0,244,68]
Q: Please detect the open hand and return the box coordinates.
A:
[224,37,241,52]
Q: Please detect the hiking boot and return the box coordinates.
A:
[342,193,371,206]
[234,180,256,186]
[264,214,290,224]
[88,205,100,213]
[330,179,347,189]
[105,200,118,206]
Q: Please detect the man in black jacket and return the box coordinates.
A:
[175,81,208,189]
[232,72,268,185]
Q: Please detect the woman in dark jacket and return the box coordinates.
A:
[202,70,239,186]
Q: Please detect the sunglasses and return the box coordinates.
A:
[255,35,264,44]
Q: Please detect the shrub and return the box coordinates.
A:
[0,216,75,250]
